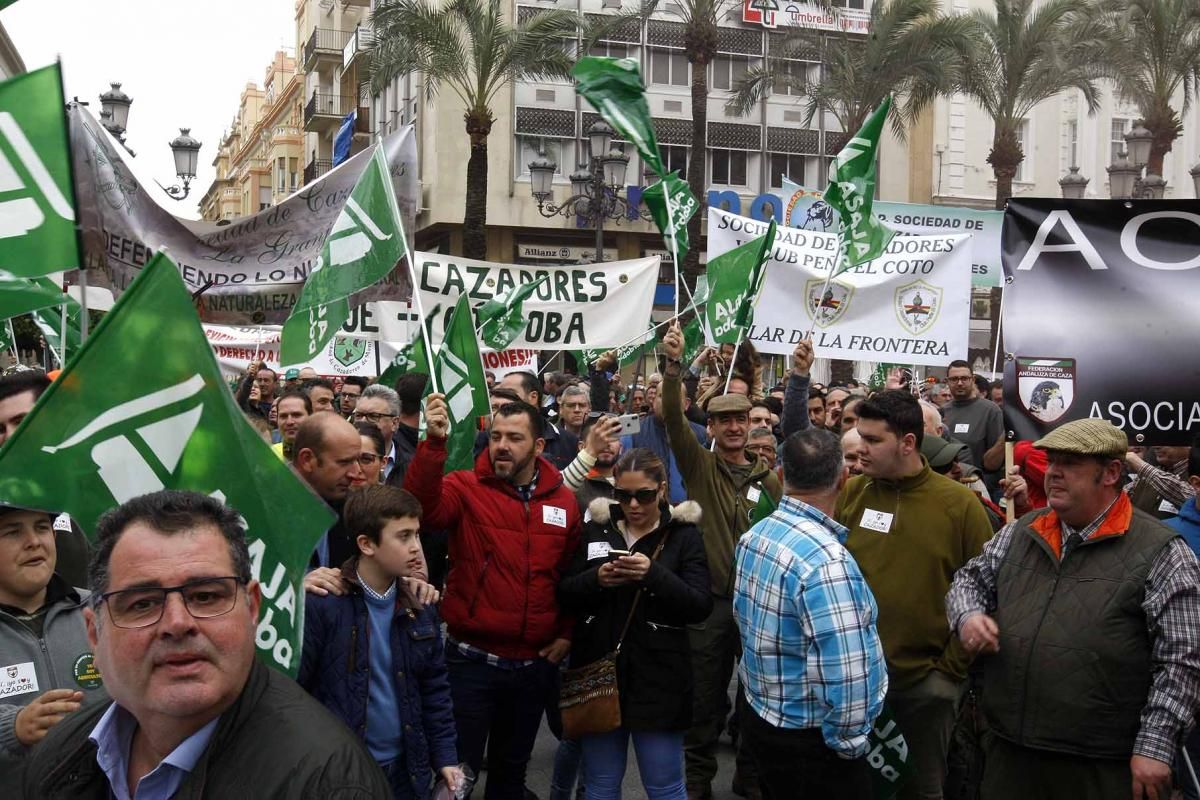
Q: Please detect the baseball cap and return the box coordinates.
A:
[922,435,969,470]
[1034,418,1127,459]
[284,368,300,380]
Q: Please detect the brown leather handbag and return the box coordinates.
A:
[558,533,669,739]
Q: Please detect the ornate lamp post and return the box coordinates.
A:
[156,128,202,201]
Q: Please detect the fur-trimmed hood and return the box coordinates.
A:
[587,497,702,527]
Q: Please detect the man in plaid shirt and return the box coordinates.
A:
[733,428,887,799]
[947,419,1200,800]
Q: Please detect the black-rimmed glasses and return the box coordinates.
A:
[95,577,245,629]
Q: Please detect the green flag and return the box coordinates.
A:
[682,316,706,366]
[476,275,548,351]
[573,57,664,175]
[867,704,915,799]
[281,145,407,365]
[27,277,82,366]
[0,252,335,677]
[824,98,896,272]
[642,172,698,266]
[0,319,13,355]
[748,489,777,527]
[706,220,777,343]
[377,305,439,390]
[435,295,490,473]
[0,63,80,278]
[575,323,658,371]
[0,270,67,318]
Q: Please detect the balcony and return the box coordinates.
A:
[303,27,352,72]
[304,92,356,132]
[304,159,333,185]
[343,23,373,71]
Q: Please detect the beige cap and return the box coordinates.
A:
[707,393,752,416]
[1033,418,1127,459]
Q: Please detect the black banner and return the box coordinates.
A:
[1002,199,1200,447]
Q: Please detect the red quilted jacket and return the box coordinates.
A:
[404,436,581,659]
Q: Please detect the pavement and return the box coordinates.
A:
[475,716,743,800]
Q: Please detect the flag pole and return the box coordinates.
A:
[990,286,1006,379]
[59,61,89,344]
[662,191,681,319]
[5,320,17,364]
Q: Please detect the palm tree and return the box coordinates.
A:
[727,0,971,141]
[1091,0,1200,177]
[957,0,1104,209]
[368,0,580,259]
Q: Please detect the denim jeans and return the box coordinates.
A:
[445,646,554,800]
[580,728,688,800]
[549,737,585,800]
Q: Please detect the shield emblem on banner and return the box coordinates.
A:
[332,338,368,368]
[894,280,943,335]
[805,279,853,327]
[6,666,16,678]
[1017,357,1076,423]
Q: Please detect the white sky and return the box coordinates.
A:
[4,0,297,220]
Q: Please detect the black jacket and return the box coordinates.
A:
[558,499,712,732]
[386,424,420,487]
[22,659,390,799]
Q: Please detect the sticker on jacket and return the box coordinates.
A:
[53,513,72,532]
[860,509,894,534]
[587,542,611,561]
[746,485,762,504]
[954,423,969,434]
[543,506,567,528]
[1159,499,1180,515]
[73,653,103,690]
[0,661,39,698]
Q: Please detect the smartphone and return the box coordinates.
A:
[617,413,641,436]
[608,549,631,559]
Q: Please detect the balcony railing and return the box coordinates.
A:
[304,159,333,185]
[304,92,355,126]
[303,27,353,70]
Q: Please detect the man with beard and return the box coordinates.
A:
[941,360,1004,490]
[405,397,579,799]
[566,414,624,513]
[660,322,783,800]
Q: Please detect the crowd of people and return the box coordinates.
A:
[1,320,1198,800]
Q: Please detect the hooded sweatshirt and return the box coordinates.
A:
[1165,496,1200,557]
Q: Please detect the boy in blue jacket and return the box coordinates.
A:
[299,484,462,799]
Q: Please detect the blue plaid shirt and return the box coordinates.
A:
[733,496,888,758]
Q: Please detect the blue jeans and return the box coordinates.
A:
[550,737,584,800]
[580,728,687,800]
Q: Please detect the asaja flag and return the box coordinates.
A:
[576,322,658,371]
[0,63,80,278]
[706,219,777,343]
[682,316,706,366]
[642,172,698,266]
[0,252,335,677]
[281,145,407,365]
[435,294,490,473]
[867,704,915,799]
[476,276,548,351]
[824,97,895,271]
[0,269,67,318]
[573,57,664,176]
[377,305,438,390]
[748,488,777,527]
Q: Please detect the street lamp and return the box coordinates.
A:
[156,128,202,201]
[99,82,132,135]
[1058,165,1089,199]
[1106,152,1138,200]
[1190,161,1200,198]
[1105,122,1166,199]
[528,120,653,264]
[1125,123,1153,169]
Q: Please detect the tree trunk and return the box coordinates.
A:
[463,109,495,260]
[986,126,1022,211]
[683,58,709,288]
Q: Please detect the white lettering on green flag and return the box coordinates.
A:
[705,220,777,343]
[0,252,335,677]
[436,294,491,473]
[824,98,895,272]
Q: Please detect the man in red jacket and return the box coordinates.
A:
[405,395,579,800]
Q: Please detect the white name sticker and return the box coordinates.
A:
[860,509,894,534]
[587,542,611,561]
[543,506,567,528]
[0,662,38,699]
[954,423,970,434]
[746,486,762,504]
[53,513,72,532]
[1159,499,1180,515]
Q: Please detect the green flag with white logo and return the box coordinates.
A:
[748,488,777,526]
[573,57,664,175]
[682,315,706,365]
[824,97,895,272]
[476,276,548,352]
[0,252,335,678]
[705,220,776,343]
[0,63,80,278]
[575,322,658,371]
[435,294,490,473]
[0,270,66,319]
[281,145,407,365]
[642,172,698,266]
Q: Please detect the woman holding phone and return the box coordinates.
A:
[558,448,712,800]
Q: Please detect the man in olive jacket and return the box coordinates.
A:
[660,322,783,799]
[22,490,388,799]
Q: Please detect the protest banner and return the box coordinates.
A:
[1002,199,1200,445]
[202,324,405,378]
[67,104,418,325]
[0,253,333,678]
[708,208,971,366]
[481,347,538,379]
[414,252,659,350]
[778,180,1002,288]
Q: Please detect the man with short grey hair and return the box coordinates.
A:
[735,429,886,798]
[22,490,389,798]
[558,383,590,438]
[354,383,403,481]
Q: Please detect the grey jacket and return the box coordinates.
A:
[0,576,107,763]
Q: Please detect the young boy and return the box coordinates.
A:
[299,484,462,799]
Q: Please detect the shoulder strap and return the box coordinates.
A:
[616,528,671,651]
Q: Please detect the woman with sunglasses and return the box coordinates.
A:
[351,421,387,489]
[558,448,713,800]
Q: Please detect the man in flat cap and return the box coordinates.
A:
[661,321,782,800]
[946,418,1200,800]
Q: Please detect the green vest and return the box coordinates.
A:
[982,506,1178,758]
[1129,475,1180,520]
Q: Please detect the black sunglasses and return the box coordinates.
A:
[613,487,659,505]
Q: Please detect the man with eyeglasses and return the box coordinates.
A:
[941,360,1005,496]
[355,381,421,488]
[21,490,389,799]
[338,376,368,417]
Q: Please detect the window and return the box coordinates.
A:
[711,55,749,91]
[516,135,567,179]
[662,144,689,180]
[1013,119,1030,183]
[1111,117,1132,163]
[588,42,628,59]
[1066,120,1078,168]
[710,148,748,186]
[650,48,688,87]
[276,157,287,193]
[769,153,804,189]
[774,59,812,96]
[289,157,299,191]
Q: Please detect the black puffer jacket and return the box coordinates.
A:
[22,659,390,799]
[558,499,713,732]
